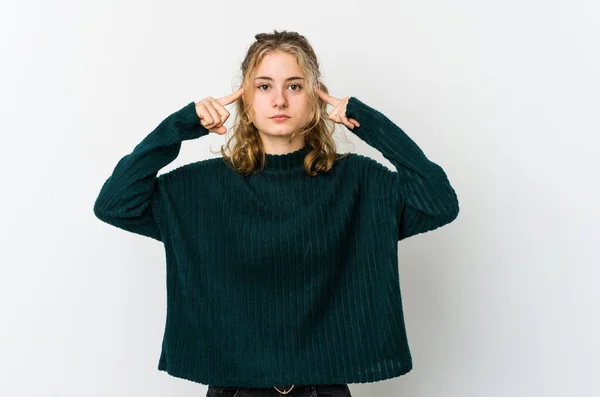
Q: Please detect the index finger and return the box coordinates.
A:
[318,89,341,107]
[216,86,245,106]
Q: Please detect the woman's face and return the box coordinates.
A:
[250,51,311,143]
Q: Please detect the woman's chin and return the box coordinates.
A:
[263,127,295,137]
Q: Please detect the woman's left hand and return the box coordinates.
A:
[318,90,361,130]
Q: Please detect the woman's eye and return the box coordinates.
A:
[257,84,302,91]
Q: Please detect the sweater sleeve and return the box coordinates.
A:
[345,96,459,241]
[93,101,209,241]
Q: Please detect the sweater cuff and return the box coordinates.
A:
[173,101,210,140]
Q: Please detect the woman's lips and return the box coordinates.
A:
[271,116,290,122]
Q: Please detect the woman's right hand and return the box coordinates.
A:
[195,86,244,135]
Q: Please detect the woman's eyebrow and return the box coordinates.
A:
[254,76,304,81]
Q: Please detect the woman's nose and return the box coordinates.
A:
[272,90,288,107]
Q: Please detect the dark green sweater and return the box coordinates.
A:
[93,96,459,388]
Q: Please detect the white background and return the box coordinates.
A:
[2,0,599,396]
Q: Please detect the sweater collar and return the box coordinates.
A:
[262,145,310,172]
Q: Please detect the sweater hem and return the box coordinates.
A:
[157,360,413,388]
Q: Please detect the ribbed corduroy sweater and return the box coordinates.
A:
[93,96,459,388]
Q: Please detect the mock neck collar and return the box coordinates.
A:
[261,145,310,173]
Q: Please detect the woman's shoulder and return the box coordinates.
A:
[342,151,394,175]
[157,157,226,184]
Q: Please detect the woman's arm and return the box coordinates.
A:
[345,96,459,241]
[93,102,209,241]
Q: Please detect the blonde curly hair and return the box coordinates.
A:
[217,29,351,177]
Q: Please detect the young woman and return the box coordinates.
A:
[94,30,459,397]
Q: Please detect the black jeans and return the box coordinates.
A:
[206,383,351,397]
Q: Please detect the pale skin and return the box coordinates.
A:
[317,90,361,130]
[194,87,245,135]
[194,87,360,137]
